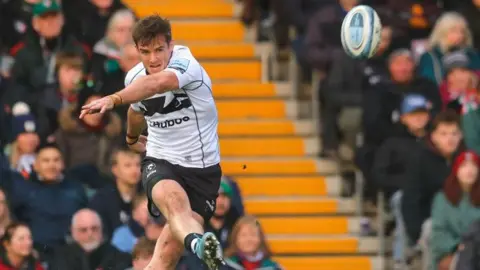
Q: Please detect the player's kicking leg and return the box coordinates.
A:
[149,179,223,269]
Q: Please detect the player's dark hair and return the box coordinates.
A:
[132,14,172,46]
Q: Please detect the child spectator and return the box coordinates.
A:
[0,223,43,270]
[127,237,155,270]
[439,50,479,112]
[224,215,282,270]
[4,102,40,179]
[204,179,241,249]
[431,151,480,270]
[0,188,12,238]
[111,194,149,253]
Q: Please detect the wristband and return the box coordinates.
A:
[126,137,139,145]
[109,94,123,108]
[126,134,139,145]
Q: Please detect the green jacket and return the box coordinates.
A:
[462,107,480,155]
[430,192,480,269]
[225,255,282,270]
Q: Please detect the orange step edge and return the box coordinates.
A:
[218,121,296,136]
[269,238,359,254]
[235,177,327,196]
[217,100,286,120]
[220,138,306,157]
[259,217,349,235]
[213,83,276,98]
[204,62,261,81]
[171,22,245,42]
[245,200,338,215]
[221,160,317,175]
[132,4,234,18]
[273,256,372,270]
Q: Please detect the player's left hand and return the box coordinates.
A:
[79,96,114,119]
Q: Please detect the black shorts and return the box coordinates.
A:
[141,157,222,222]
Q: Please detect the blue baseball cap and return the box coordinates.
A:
[400,94,429,115]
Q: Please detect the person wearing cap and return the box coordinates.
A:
[439,49,480,113]
[204,180,241,249]
[430,151,480,270]
[5,0,88,109]
[372,93,431,264]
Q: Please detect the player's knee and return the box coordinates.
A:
[152,180,189,216]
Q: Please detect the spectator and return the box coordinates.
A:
[4,102,40,178]
[144,215,166,242]
[402,111,463,246]
[417,12,480,86]
[372,94,430,264]
[54,91,122,174]
[205,180,241,249]
[37,51,89,139]
[363,49,442,147]
[50,209,131,270]
[9,144,87,254]
[462,88,480,155]
[111,194,148,253]
[305,0,359,72]
[126,237,155,270]
[6,0,88,107]
[89,147,141,238]
[221,175,245,216]
[0,223,43,270]
[90,9,135,82]
[439,50,480,113]
[458,0,480,50]
[431,151,480,270]
[0,188,12,238]
[224,216,282,270]
[73,0,133,48]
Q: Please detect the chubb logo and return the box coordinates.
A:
[149,116,190,128]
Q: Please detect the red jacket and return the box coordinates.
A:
[0,259,44,270]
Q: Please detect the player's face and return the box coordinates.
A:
[137,35,173,74]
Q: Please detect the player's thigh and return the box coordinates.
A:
[178,164,222,223]
[142,157,189,218]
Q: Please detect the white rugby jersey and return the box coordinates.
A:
[127,45,220,168]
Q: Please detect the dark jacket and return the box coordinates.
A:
[372,123,425,194]
[49,242,131,270]
[401,140,460,243]
[88,184,132,239]
[204,208,241,249]
[458,3,480,50]
[9,172,87,246]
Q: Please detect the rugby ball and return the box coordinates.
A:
[341,5,382,59]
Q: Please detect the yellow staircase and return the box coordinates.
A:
[125,0,381,269]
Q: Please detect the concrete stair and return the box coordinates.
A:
[125,0,381,269]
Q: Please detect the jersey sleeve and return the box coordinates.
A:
[164,49,203,90]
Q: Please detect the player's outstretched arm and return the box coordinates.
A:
[79,71,179,118]
[125,107,147,153]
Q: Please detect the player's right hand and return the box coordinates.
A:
[128,135,147,153]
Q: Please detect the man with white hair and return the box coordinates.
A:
[50,209,132,270]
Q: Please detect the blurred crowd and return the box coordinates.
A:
[240,0,480,269]
[4,0,480,269]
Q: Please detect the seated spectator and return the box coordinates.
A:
[224,216,282,270]
[126,237,155,270]
[418,12,480,86]
[90,9,135,82]
[205,180,241,249]
[37,51,90,138]
[89,147,141,238]
[144,215,166,242]
[0,188,12,238]
[111,194,149,253]
[458,0,480,50]
[54,90,122,174]
[402,111,463,247]
[5,0,89,107]
[431,151,480,270]
[73,0,133,48]
[462,87,480,155]
[0,223,43,270]
[9,144,87,255]
[222,175,245,216]
[439,50,480,112]
[4,102,39,178]
[305,0,359,72]
[50,209,131,270]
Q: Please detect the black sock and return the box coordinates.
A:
[184,233,202,254]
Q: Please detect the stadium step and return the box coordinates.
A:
[213,82,291,98]
[171,21,245,42]
[203,61,261,81]
[220,158,338,176]
[236,176,341,196]
[273,256,382,270]
[218,120,313,136]
[131,3,240,18]
[216,100,297,120]
[259,216,362,235]
[220,137,319,157]
[245,197,355,215]
[268,236,379,254]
